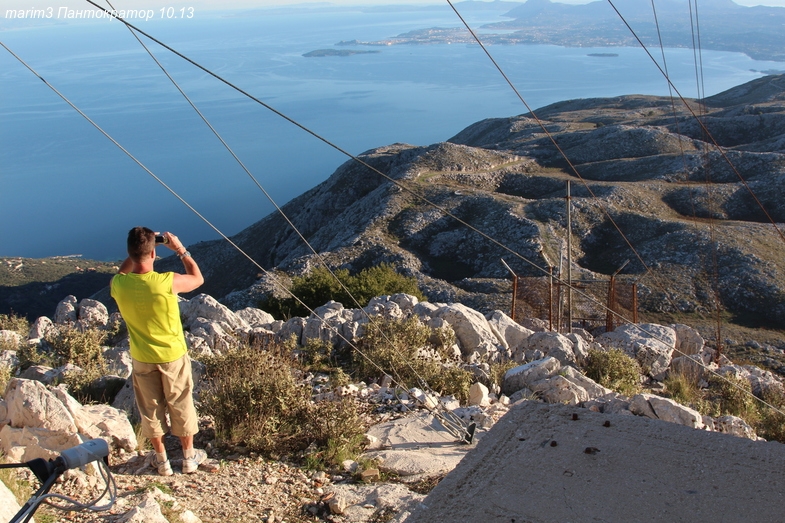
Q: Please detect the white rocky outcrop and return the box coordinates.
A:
[432,303,501,359]
[629,393,704,430]
[596,323,676,380]
[1,378,136,463]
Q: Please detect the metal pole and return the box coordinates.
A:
[548,265,554,331]
[566,181,573,334]
[500,259,518,321]
[556,245,563,333]
[607,275,615,332]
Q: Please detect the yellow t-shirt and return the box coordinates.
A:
[110,271,187,364]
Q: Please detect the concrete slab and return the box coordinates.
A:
[404,400,785,522]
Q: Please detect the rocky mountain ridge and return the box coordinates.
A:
[162,74,785,345]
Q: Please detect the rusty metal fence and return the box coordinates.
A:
[511,274,638,333]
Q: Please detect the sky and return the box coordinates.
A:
[2,0,784,11]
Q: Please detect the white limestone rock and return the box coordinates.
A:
[112,379,139,423]
[524,331,577,366]
[54,295,78,324]
[278,317,306,345]
[18,365,61,384]
[388,293,420,312]
[529,375,589,405]
[671,323,704,357]
[364,298,405,320]
[234,307,275,328]
[103,345,133,379]
[0,424,83,463]
[468,382,490,407]
[189,319,239,354]
[630,393,704,429]
[180,293,250,332]
[77,298,109,328]
[51,385,137,452]
[715,415,759,440]
[502,356,561,396]
[0,478,24,523]
[566,332,590,363]
[119,491,169,523]
[485,310,534,353]
[0,349,19,372]
[302,317,338,346]
[559,366,613,399]
[432,303,501,358]
[596,323,676,380]
[5,378,77,433]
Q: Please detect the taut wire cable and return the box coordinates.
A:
[101,0,437,397]
[445,0,785,417]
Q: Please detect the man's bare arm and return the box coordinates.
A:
[163,232,204,294]
[172,254,204,294]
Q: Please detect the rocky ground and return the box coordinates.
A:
[22,420,425,523]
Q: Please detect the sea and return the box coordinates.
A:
[1,3,782,261]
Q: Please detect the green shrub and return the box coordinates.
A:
[0,365,11,396]
[353,317,472,403]
[45,326,108,403]
[299,338,334,371]
[261,264,425,319]
[486,361,519,389]
[664,371,703,408]
[583,348,642,397]
[0,313,29,336]
[705,374,760,423]
[756,389,785,443]
[0,313,28,353]
[301,398,367,470]
[199,344,367,466]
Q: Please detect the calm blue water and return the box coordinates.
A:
[1,5,781,260]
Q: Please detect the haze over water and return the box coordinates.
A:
[1,4,781,260]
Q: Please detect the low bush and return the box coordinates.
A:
[45,325,108,403]
[353,316,472,403]
[706,374,759,421]
[583,348,641,397]
[261,264,425,319]
[0,313,28,336]
[0,313,28,354]
[756,389,785,442]
[199,343,367,467]
[664,371,703,408]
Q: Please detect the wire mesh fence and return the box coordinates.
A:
[511,275,638,333]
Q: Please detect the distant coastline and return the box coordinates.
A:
[588,53,619,58]
[303,49,381,58]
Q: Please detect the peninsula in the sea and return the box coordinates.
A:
[303,49,381,58]
[330,0,785,63]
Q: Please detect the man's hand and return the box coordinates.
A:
[159,231,187,256]
[160,231,205,294]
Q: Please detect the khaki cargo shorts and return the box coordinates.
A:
[131,353,198,439]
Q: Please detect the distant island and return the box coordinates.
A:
[303,49,381,58]
[588,53,619,57]
[333,0,785,62]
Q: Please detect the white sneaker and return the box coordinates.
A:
[149,452,173,476]
[182,448,207,474]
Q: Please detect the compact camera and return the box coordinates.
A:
[155,235,168,244]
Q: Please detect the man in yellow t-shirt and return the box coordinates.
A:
[111,226,205,476]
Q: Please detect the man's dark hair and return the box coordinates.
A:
[127,226,156,262]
